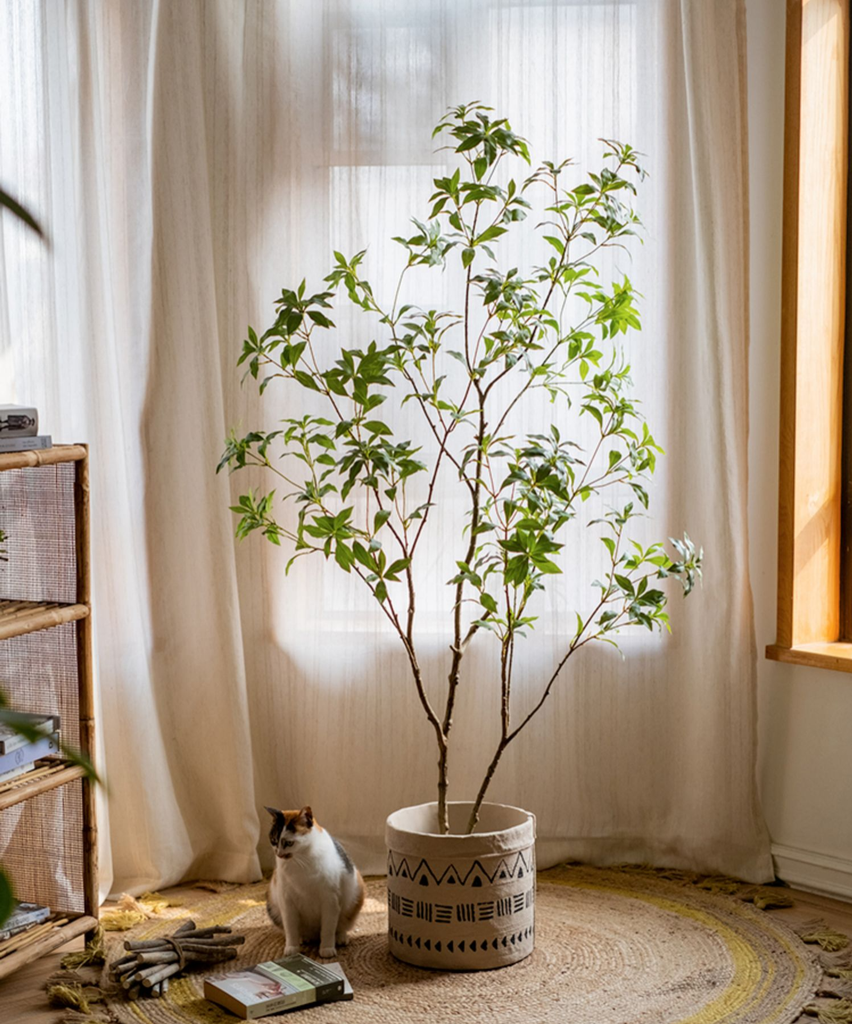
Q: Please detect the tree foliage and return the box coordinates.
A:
[220,103,702,834]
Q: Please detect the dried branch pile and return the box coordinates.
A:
[108,919,244,999]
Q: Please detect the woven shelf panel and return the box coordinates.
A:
[0,462,76,604]
[0,621,80,748]
[0,780,85,914]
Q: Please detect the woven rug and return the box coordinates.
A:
[54,865,852,1024]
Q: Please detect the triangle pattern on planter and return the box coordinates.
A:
[386,850,534,887]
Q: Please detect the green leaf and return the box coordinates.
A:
[374,509,391,532]
[614,574,634,596]
[352,541,375,571]
[461,247,476,268]
[480,592,498,614]
[364,420,392,436]
[477,224,507,244]
[334,542,354,572]
[293,370,321,392]
[0,188,45,239]
[386,557,411,579]
[0,869,13,928]
[375,580,388,603]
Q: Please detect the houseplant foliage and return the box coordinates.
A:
[220,103,701,838]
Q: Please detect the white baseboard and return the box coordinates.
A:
[772,843,852,903]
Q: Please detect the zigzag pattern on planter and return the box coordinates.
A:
[386,849,535,887]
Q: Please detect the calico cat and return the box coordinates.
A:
[265,805,365,958]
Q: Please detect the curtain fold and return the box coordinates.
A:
[0,0,772,897]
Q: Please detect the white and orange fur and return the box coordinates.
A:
[264,805,365,959]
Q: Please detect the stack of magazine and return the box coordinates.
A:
[0,404,52,453]
[204,953,353,1019]
[0,905,51,942]
[0,902,51,944]
[0,711,61,784]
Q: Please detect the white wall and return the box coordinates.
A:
[748,0,852,900]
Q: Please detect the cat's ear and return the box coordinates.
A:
[264,806,282,819]
[300,806,314,829]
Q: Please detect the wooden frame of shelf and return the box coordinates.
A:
[767,0,852,672]
[0,443,97,982]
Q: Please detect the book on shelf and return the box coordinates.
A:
[0,902,51,942]
[0,434,52,454]
[0,405,38,438]
[0,711,61,755]
[204,954,352,1019]
[0,732,60,781]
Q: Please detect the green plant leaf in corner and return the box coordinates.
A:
[0,868,13,928]
[0,186,45,240]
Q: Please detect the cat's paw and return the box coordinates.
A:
[319,946,337,959]
[335,933,350,947]
[283,945,301,957]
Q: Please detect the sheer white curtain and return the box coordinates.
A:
[0,0,772,897]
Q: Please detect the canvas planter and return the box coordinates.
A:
[385,802,536,970]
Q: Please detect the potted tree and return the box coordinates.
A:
[220,103,701,970]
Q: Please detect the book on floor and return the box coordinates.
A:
[0,434,52,453]
[0,405,38,438]
[0,732,60,778]
[204,953,352,1019]
[0,902,51,942]
[0,711,61,755]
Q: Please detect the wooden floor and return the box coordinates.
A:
[2,885,851,1022]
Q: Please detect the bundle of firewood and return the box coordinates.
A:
[108,919,245,999]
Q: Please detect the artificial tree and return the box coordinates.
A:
[220,103,701,836]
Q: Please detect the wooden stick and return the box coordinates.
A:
[0,764,87,812]
[133,950,179,965]
[176,925,230,938]
[0,916,95,981]
[112,960,141,976]
[109,953,138,969]
[76,446,99,939]
[180,935,245,948]
[142,962,183,987]
[0,919,68,959]
[0,445,87,471]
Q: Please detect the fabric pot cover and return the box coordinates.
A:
[385,802,536,970]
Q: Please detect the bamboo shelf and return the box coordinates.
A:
[0,913,97,976]
[0,600,89,641]
[0,759,88,812]
[0,444,97,983]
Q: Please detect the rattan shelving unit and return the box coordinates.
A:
[0,444,97,980]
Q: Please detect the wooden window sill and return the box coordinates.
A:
[766,643,852,673]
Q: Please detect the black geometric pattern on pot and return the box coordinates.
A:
[456,903,476,922]
[391,930,532,953]
[388,888,535,924]
[478,901,495,920]
[387,849,534,887]
[388,892,415,917]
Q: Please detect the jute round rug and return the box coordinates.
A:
[60,865,848,1024]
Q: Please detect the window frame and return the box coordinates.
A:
[766,0,852,671]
